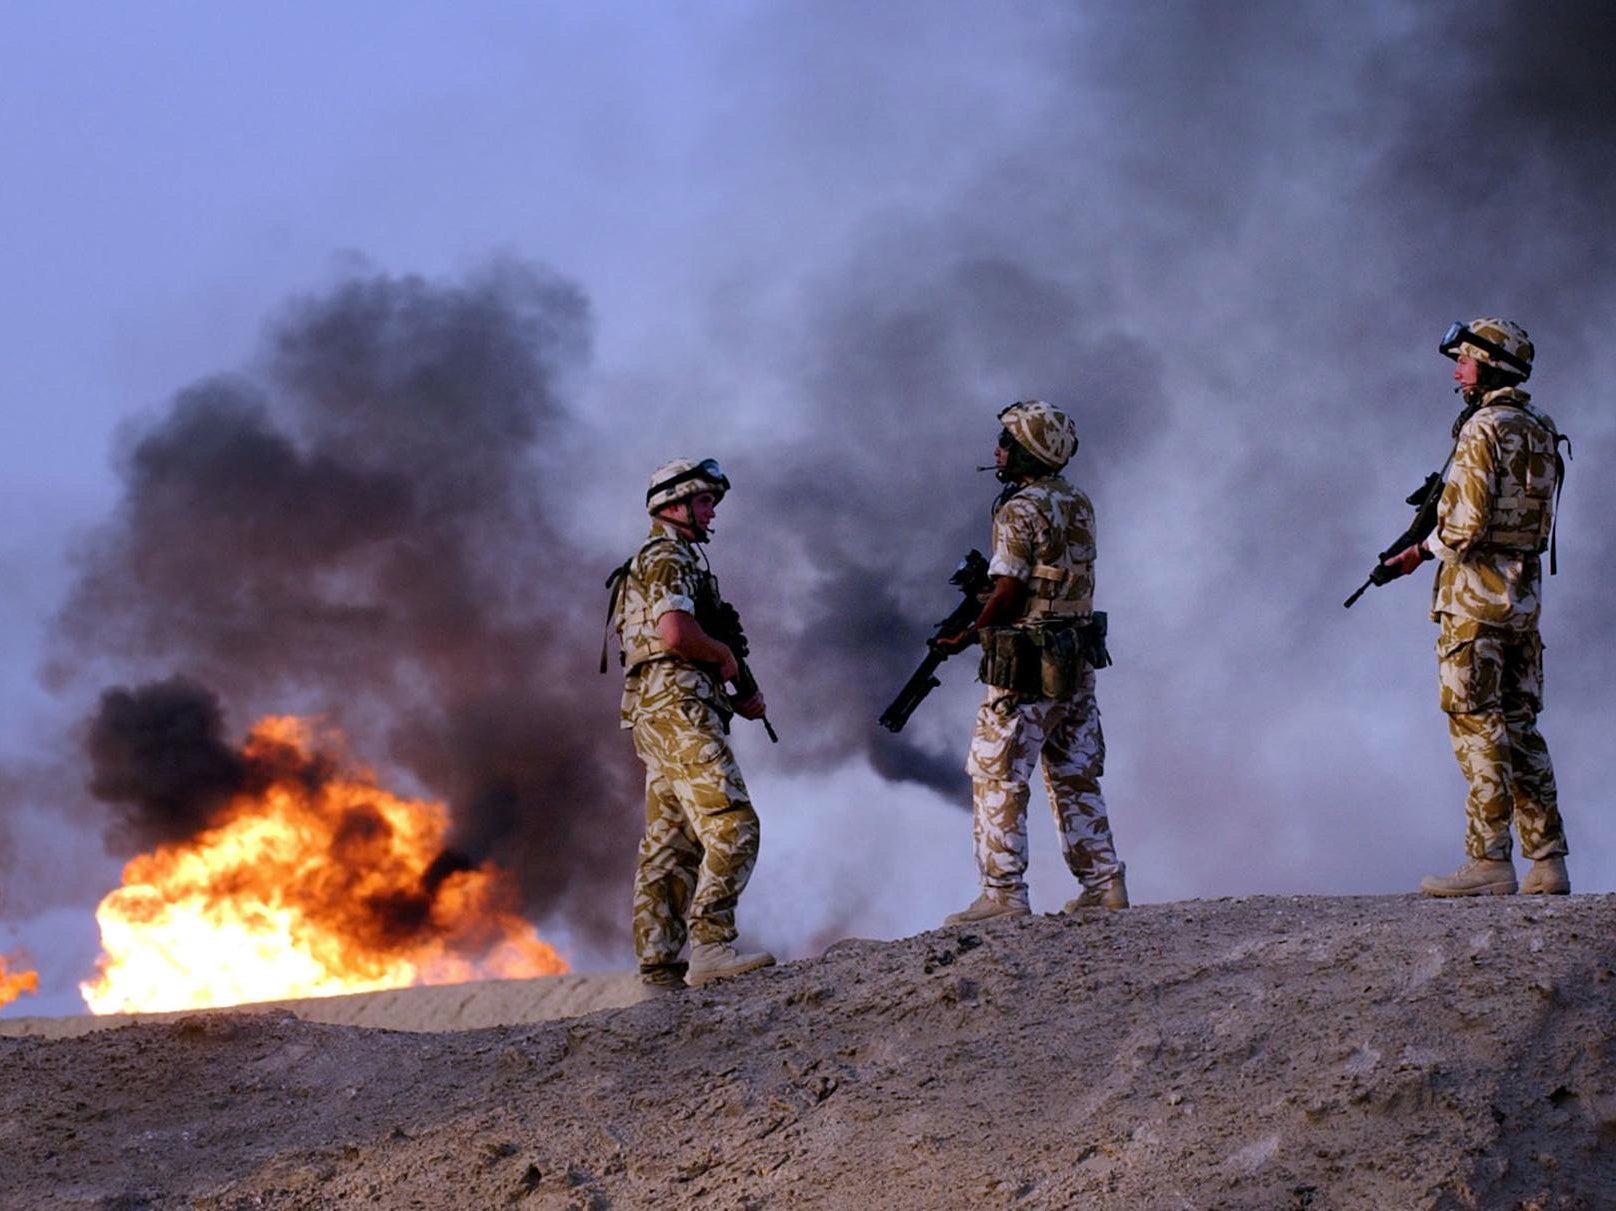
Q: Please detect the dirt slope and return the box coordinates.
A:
[0,971,645,1040]
[3,894,1614,1210]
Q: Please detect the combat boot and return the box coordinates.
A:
[639,968,688,997]
[1062,873,1129,913]
[944,893,1030,926]
[1521,856,1571,895]
[1419,858,1517,898]
[686,941,776,986]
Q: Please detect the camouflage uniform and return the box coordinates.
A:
[615,521,759,979]
[967,475,1122,905]
[1426,387,1565,862]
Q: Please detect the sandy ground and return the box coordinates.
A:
[4,893,1615,1209]
[0,972,645,1040]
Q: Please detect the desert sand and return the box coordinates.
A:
[4,893,1614,1209]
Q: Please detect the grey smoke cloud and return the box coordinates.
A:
[736,253,1169,795]
[692,0,1616,896]
[5,2,1615,1008]
[1362,1,1616,666]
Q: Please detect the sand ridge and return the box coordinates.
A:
[4,894,1615,1209]
[0,971,644,1040]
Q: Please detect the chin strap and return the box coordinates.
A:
[682,500,710,542]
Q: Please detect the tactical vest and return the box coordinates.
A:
[979,478,1107,697]
[1472,401,1561,556]
[602,535,706,673]
[996,481,1094,622]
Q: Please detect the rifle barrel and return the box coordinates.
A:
[879,657,943,733]
[878,548,990,731]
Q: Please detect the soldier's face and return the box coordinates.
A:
[688,492,719,534]
[1453,355,1480,392]
[655,491,719,539]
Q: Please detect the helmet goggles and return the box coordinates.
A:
[1439,321,1532,376]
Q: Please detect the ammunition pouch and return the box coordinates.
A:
[978,612,1110,699]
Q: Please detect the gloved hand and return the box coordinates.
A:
[1381,543,1430,578]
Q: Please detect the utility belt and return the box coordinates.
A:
[978,612,1110,699]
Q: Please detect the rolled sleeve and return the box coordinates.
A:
[639,544,702,622]
[988,498,1037,581]
[649,591,696,622]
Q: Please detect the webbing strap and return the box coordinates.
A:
[1550,433,1572,576]
[600,560,632,674]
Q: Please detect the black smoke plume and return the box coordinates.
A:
[85,676,250,852]
[52,260,638,944]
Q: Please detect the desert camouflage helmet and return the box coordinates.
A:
[1440,317,1533,381]
[998,400,1078,470]
[646,457,729,514]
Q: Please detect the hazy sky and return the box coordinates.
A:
[4,1,1613,1017]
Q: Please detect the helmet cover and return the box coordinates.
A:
[997,400,1078,470]
[647,457,729,514]
[1440,317,1533,380]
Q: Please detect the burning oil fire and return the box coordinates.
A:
[0,955,39,1009]
[81,716,566,1014]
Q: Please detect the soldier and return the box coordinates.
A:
[607,458,776,990]
[1382,319,1570,896]
[935,401,1127,922]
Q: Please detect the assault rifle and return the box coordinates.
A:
[1343,470,1444,608]
[878,549,993,733]
[696,589,779,743]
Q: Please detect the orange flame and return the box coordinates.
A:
[0,955,40,1009]
[81,716,566,1014]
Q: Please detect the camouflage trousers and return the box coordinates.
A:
[629,697,760,977]
[1436,614,1565,861]
[965,670,1121,904]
